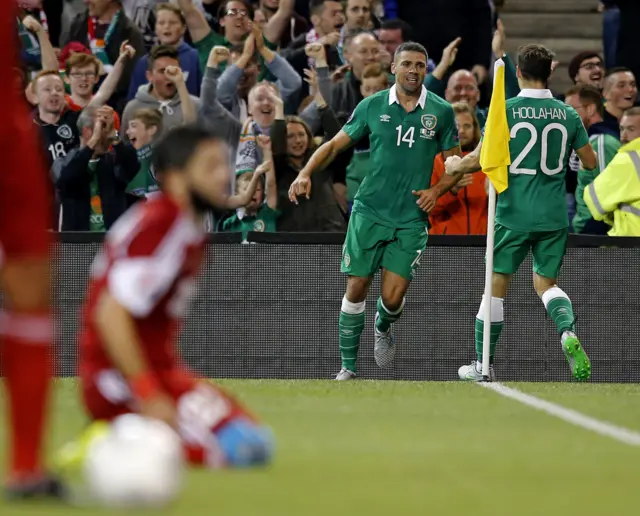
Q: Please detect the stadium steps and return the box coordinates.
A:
[499,1,603,94]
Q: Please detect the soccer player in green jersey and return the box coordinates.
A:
[445,44,598,381]
[289,42,462,380]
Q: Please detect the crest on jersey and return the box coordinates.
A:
[253,219,265,232]
[421,115,437,131]
[57,124,73,139]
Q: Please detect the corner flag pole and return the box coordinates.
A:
[481,183,496,379]
[479,58,510,380]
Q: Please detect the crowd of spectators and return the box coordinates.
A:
[13,0,640,236]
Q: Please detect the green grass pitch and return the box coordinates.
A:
[2,379,640,516]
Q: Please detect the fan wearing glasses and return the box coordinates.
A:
[178,0,293,80]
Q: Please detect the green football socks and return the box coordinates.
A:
[375,297,404,333]
[542,287,576,334]
[475,319,503,364]
[475,296,504,364]
[339,297,366,372]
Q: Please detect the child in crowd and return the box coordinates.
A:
[223,135,278,238]
[125,108,163,199]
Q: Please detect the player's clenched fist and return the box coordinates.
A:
[412,188,438,213]
[288,175,312,204]
[444,154,462,176]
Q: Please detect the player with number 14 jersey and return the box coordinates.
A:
[289,42,463,380]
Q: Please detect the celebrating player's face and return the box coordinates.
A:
[392,51,427,94]
[286,122,309,158]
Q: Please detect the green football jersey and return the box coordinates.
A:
[497,89,590,232]
[343,85,459,228]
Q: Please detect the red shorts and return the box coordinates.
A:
[0,106,52,262]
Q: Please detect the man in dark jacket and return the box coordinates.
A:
[63,0,144,114]
[397,0,492,85]
[52,105,139,231]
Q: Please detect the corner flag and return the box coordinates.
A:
[479,59,510,194]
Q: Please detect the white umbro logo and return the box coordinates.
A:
[380,114,391,123]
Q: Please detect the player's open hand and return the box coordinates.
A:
[412,188,439,213]
[289,175,312,204]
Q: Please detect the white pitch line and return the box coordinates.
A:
[479,382,640,447]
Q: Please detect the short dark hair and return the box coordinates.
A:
[148,44,179,70]
[394,41,428,61]
[309,0,335,15]
[565,85,604,118]
[517,44,555,83]
[217,0,254,21]
[380,18,413,42]
[567,51,602,83]
[153,125,219,176]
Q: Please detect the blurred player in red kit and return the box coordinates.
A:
[77,125,274,469]
[1,2,62,500]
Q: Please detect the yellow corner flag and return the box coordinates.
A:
[479,59,511,194]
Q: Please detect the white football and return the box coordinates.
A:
[83,414,185,508]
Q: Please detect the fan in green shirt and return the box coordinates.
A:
[124,108,163,198]
[176,0,286,80]
[223,140,279,238]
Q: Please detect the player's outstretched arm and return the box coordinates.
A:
[413,146,464,212]
[94,292,177,427]
[576,142,598,172]
[288,130,353,203]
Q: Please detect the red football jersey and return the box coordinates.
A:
[79,195,206,380]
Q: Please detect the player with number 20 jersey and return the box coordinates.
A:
[445,44,598,382]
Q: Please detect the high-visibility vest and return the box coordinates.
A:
[584,138,640,236]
